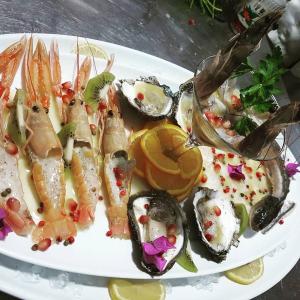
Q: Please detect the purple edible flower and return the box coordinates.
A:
[0,208,12,241]
[227,164,245,181]
[142,236,176,272]
[285,162,300,177]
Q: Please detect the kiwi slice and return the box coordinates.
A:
[83,71,115,111]
[234,203,249,236]
[176,247,198,273]
[57,122,76,147]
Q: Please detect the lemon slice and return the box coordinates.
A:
[108,279,165,300]
[73,41,109,60]
[224,258,264,285]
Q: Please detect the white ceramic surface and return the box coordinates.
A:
[0,33,299,280]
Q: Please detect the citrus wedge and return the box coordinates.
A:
[224,258,264,285]
[74,42,109,60]
[108,279,165,300]
[178,147,203,179]
[141,124,188,175]
[145,162,195,196]
[129,129,148,178]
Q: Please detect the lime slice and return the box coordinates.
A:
[234,203,249,236]
[108,279,165,300]
[224,258,264,285]
[176,248,198,273]
[73,42,109,60]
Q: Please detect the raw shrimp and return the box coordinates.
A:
[22,38,76,243]
[102,92,135,239]
[0,92,32,236]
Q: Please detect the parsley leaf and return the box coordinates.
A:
[234,116,257,136]
[238,46,286,113]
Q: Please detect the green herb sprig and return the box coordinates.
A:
[233,115,257,136]
[188,0,222,18]
[232,46,286,113]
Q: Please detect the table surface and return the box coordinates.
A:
[0,0,299,299]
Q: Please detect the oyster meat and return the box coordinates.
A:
[127,190,188,275]
[193,187,240,262]
[119,76,176,119]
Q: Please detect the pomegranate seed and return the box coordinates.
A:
[222,120,231,129]
[62,94,71,104]
[205,233,213,242]
[220,176,225,182]
[38,238,51,251]
[62,81,72,90]
[212,116,223,128]
[213,206,222,216]
[167,234,177,245]
[38,221,45,227]
[136,92,144,101]
[204,220,213,229]
[279,219,284,225]
[216,153,225,161]
[85,104,93,115]
[6,197,20,212]
[113,167,125,180]
[211,147,216,154]
[106,230,112,237]
[233,188,237,193]
[68,236,75,244]
[256,172,262,178]
[223,187,230,194]
[205,111,215,120]
[245,166,253,173]
[67,198,78,212]
[167,224,177,235]
[90,124,97,135]
[66,88,75,98]
[99,101,107,111]
[56,236,62,243]
[200,174,207,183]
[116,179,122,187]
[119,189,126,197]
[139,215,149,224]
[144,204,149,209]
[188,18,196,26]
[231,95,241,108]
[228,153,235,159]
[5,142,18,155]
[214,163,221,172]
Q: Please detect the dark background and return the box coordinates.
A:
[0,0,299,299]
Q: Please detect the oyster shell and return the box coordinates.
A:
[175,81,193,132]
[249,149,292,232]
[193,187,240,262]
[119,76,176,119]
[127,190,188,276]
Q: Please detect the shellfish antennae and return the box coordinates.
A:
[84,38,98,75]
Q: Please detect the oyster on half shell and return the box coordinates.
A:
[119,76,176,119]
[127,190,188,276]
[193,187,240,262]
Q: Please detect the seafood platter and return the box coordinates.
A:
[0,24,300,279]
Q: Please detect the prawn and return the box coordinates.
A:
[22,37,76,243]
[0,89,32,236]
[101,87,135,239]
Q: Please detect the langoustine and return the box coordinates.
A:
[0,89,32,236]
[101,85,135,239]
[59,49,101,228]
[22,37,76,243]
